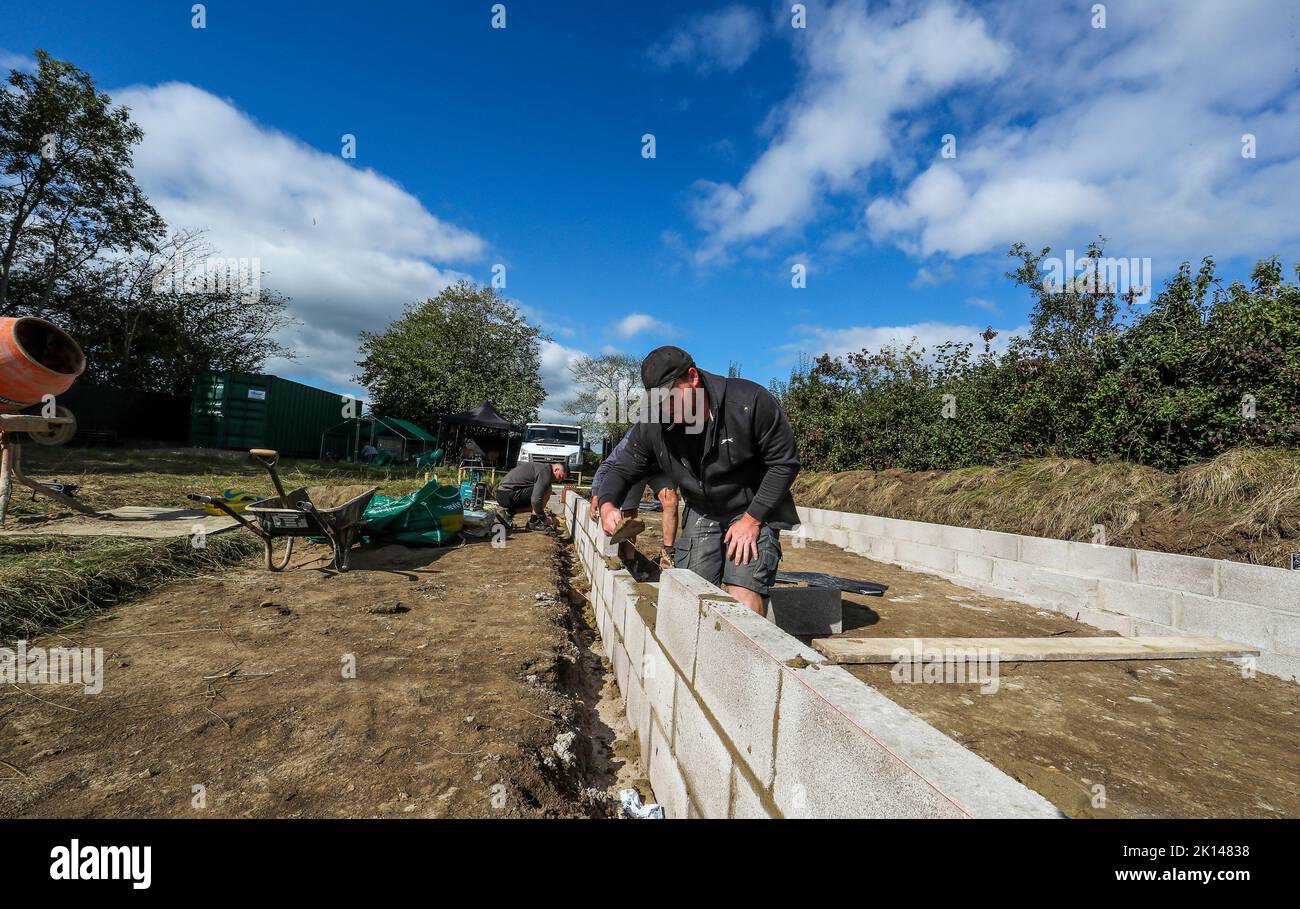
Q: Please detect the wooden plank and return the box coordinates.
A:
[0,415,72,432]
[811,635,1259,664]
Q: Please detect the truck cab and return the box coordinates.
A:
[517,422,583,472]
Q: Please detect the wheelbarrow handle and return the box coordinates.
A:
[248,449,288,501]
[188,493,264,537]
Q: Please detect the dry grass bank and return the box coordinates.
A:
[792,447,1300,567]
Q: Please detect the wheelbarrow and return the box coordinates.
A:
[189,449,378,572]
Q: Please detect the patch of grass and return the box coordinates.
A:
[0,447,475,640]
[0,533,262,640]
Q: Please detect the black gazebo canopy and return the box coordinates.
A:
[440,402,520,466]
[442,402,517,432]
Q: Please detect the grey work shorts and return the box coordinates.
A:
[619,472,676,512]
[672,507,782,597]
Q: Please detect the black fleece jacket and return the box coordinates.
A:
[596,369,800,526]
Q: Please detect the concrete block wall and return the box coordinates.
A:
[793,506,1300,682]
[555,491,1061,819]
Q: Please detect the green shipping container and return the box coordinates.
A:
[189,371,345,458]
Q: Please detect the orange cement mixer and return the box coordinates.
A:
[0,316,86,414]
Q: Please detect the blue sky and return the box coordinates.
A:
[5,0,1299,419]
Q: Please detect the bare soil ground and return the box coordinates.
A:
[635,524,1300,819]
[0,529,630,818]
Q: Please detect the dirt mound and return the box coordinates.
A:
[792,447,1300,567]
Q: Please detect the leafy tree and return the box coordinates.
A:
[45,229,296,396]
[0,50,164,311]
[561,352,641,445]
[356,281,546,429]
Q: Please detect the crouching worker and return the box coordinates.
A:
[590,431,679,570]
[595,346,800,614]
[495,461,567,529]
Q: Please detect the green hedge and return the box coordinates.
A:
[776,246,1300,472]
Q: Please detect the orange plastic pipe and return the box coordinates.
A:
[0,317,86,414]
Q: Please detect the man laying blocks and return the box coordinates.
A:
[595,346,801,614]
[589,431,680,571]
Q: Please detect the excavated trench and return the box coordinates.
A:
[549,529,654,812]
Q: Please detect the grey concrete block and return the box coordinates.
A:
[1136,550,1217,596]
[880,516,909,539]
[1273,611,1300,658]
[595,528,618,558]
[693,600,824,788]
[1218,560,1297,610]
[643,632,676,742]
[1026,567,1098,611]
[1132,619,1178,637]
[842,511,871,533]
[1176,592,1271,650]
[766,585,843,636]
[1068,542,1135,583]
[596,598,613,647]
[870,537,897,563]
[990,557,1035,592]
[942,524,982,554]
[671,684,735,818]
[903,520,943,546]
[1254,651,1300,683]
[622,592,648,676]
[656,569,728,683]
[895,541,957,574]
[602,568,620,631]
[1097,579,1177,625]
[1019,534,1074,570]
[955,552,993,583]
[975,529,1020,560]
[647,718,689,819]
[844,531,874,555]
[729,765,775,819]
[625,669,650,760]
[1070,607,1136,636]
[612,638,630,694]
[772,663,1059,818]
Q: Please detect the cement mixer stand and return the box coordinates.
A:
[0,414,97,525]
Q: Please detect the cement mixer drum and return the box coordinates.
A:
[0,316,86,414]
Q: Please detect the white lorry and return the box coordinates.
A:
[517,422,584,472]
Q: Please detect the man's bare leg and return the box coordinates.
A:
[725,584,764,615]
[658,488,679,549]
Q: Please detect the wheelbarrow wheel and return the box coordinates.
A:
[265,536,295,571]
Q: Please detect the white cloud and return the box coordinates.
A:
[782,320,1025,361]
[690,0,1009,261]
[865,0,1300,262]
[114,82,487,390]
[537,339,587,422]
[691,0,1300,269]
[647,4,765,74]
[0,50,36,72]
[910,263,956,287]
[965,296,999,314]
[612,312,673,339]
